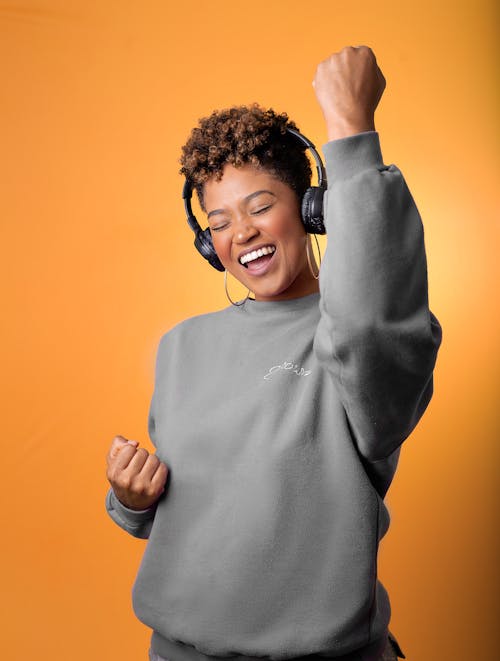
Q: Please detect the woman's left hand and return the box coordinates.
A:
[313,45,386,141]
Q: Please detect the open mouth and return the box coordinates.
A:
[239,245,276,269]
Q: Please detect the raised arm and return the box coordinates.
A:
[313,46,442,462]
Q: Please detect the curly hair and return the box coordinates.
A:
[179,104,312,211]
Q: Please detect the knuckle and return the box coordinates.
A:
[107,464,120,481]
[129,475,148,494]
[117,474,132,490]
[145,484,157,498]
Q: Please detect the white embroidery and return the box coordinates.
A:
[264,361,312,381]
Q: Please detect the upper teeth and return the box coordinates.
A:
[239,245,276,265]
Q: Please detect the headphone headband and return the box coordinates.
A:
[183,127,327,272]
[284,127,326,191]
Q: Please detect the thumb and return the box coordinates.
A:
[108,435,139,462]
[114,434,139,447]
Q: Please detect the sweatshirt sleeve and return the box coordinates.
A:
[313,131,442,462]
[105,488,157,539]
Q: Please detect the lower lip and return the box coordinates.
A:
[243,251,276,276]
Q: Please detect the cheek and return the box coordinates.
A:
[277,217,307,256]
[211,233,231,263]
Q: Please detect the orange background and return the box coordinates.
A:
[1,1,498,660]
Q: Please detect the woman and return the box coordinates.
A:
[105,46,442,661]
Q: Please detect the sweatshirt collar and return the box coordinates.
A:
[233,291,320,316]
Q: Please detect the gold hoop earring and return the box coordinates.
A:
[224,270,251,307]
[306,235,322,280]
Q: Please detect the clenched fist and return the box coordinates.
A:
[313,45,386,141]
[106,435,168,510]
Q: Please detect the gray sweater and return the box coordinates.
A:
[106,132,442,661]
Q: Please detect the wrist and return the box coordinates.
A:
[118,500,154,512]
[113,490,159,512]
[325,116,376,141]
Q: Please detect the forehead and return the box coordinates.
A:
[203,163,285,207]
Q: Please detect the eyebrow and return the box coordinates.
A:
[207,189,276,220]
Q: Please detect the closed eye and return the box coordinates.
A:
[251,205,271,215]
[210,222,229,232]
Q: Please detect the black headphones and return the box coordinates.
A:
[182,127,327,272]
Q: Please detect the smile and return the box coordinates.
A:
[239,245,276,266]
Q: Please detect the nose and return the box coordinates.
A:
[233,215,259,244]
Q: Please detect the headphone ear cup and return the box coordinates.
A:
[301,187,326,235]
[194,228,225,272]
